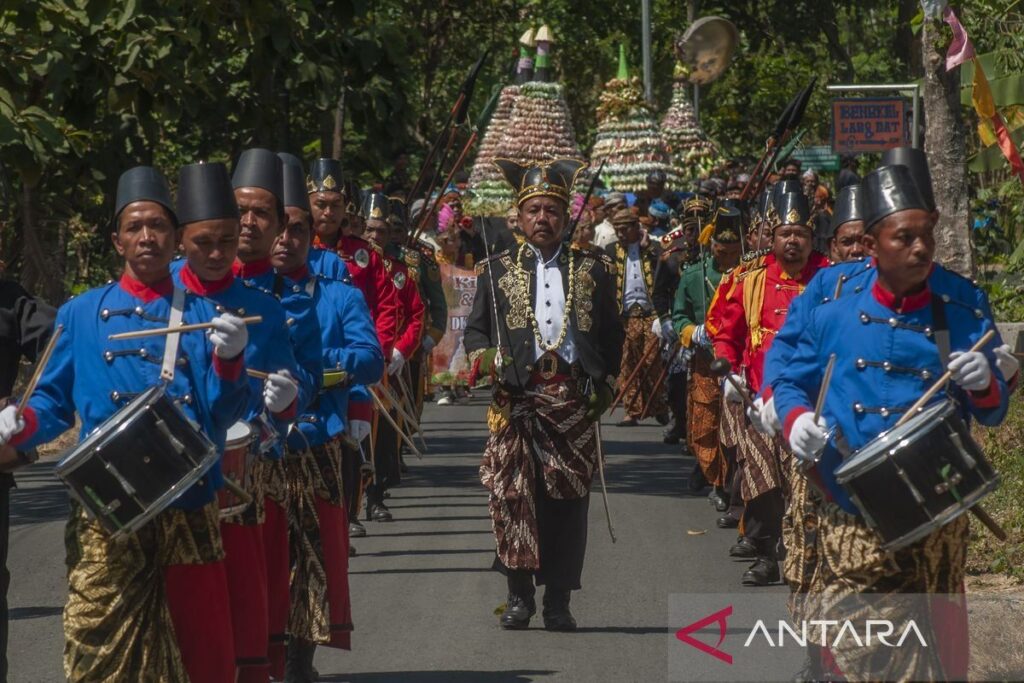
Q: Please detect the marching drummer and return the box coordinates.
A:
[230,147,324,675]
[271,153,384,679]
[772,163,1010,681]
[170,159,302,682]
[0,166,251,683]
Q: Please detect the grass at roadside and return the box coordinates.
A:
[972,397,1024,581]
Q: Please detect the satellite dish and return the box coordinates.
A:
[675,16,739,85]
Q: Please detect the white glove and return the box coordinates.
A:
[0,406,25,446]
[421,336,437,354]
[722,373,746,404]
[388,348,405,376]
[263,370,298,413]
[691,324,710,348]
[994,344,1019,382]
[209,313,248,359]
[948,350,992,392]
[349,419,371,442]
[651,318,663,338]
[789,412,829,462]
[747,396,780,436]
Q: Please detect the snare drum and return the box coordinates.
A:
[253,412,280,455]
[55,384,217,538]
[219,421,255,518]
[835,400,999,551]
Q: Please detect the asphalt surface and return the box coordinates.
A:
[7,396,783,682]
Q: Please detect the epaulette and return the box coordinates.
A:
[402,247,420,267]
[369,241,384,256]
[477,248,511,267]
[741,248,770,263]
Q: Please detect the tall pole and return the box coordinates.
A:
[641,0,653,103]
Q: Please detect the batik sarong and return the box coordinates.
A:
[618,314,667,420]
[687,352,726,487]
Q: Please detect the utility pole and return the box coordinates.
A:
[641,0,653,103]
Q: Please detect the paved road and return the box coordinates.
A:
[7,397,782,682]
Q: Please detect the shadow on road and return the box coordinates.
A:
[319,670,558,682]
[9,606,63,620]
[362,548,492,558]
[601,446,687,498]
[9,462,69,527]
[349,567,490,575]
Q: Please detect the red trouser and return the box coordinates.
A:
[264,498,291,679]
[164,560,236,683]
[220,522,270,683]
[316,497,353,649]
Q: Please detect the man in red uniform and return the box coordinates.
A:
[362,192,425,521]
[707,190,829,586]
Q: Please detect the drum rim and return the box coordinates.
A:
[55,384,168,474]
[225,420,255,448]
[835,400,955,481]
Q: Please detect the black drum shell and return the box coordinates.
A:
[837,403,999,550]
[55,385,217,536]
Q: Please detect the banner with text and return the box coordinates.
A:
[831,97,911,153]
[430,262,478,387]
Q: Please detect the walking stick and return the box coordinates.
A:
[595,420,617,543]
[639,342,678,421]
[610,340,662,412]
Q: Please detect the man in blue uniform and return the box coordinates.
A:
[272,153,384,681]
[772,163,1010,682]
[171,159,302,683]
[230,148,324,677]
[0,166,250,683]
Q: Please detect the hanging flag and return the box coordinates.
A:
[943,6,975,71]
[972,58,1024,181]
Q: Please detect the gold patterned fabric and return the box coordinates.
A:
[794,503,970,682]
[63,502,223,682]
[480,383,596,570]
[735,419,790,501]
[221,454,267,526]
[687,352,726,487]
[782,459,823,622]
[284,440,344,643]
[618,314,667,420]
[718,393,744,449]
[263,456,289,507]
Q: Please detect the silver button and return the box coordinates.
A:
[921,370,933,380]
[215,305,225,313]
[821,297,831,304]
[860,313,870,324]
[104,351,113,362]
[942,294,951,303]
[238,308,246,316]
[134,306,144,315]
[880,407,890,418]
[853,402,865,413]
[110,391,121,402]
[974,309,984,319]
[138,348,148,358]
[888,318,898,327]
[882,361,892,372]
[855,358,866,369]
[924,326,933,337]
[293,285,301,293]
[854,286,863,293]
[100,309,110,320]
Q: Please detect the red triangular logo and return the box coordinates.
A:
[675,605,733,664]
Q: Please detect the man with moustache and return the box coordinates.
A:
[231,148,323,674]
[0,166,250,682]
[707,190,829,586]
[273,154,383,681]
[465,158,623,631]
[171,160,301,683]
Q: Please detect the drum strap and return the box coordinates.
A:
[930,293,951,368]
[161,287,186,382]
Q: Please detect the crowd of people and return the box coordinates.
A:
[0,130,1017,683]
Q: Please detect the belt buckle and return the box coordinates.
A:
[539,354,557,380]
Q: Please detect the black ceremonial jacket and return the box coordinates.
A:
[464,245,624,391]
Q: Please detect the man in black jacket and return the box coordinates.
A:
[0,277,56,680]
[465,158,624,632]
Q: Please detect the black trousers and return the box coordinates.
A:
[666,371,687,431]
[742,489,785,557]
[493,455,590,592]
[367,408,401,505]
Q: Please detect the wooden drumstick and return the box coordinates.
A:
[246,369,270,380]
[894,329,997,428]
[15,324,64,421]
[108,315,263,341]
[814,354,837,422]
[222,477,253,506]
[710,357,755,411]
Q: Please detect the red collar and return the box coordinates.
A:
[312,233,342,251]
[119,273,173,303]
[871,275,933,313]
[180,264,234,295]
[233,257,273,278]
[281,264,309,282]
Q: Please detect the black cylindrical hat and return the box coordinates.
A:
[277,152,311,213]
[387,197,408,228]
[114,166,176,225]
[830,184,864,235]
[862,164,929,230]
[232,148,283,205]
[880,146,935,212]
[775,191,811,227]
[771,178,802,203]
[713,207,742,244]
[176,162,239,227]
[362,192,390,222]
[307,158,344,195]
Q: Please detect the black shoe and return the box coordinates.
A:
[662,423,683,444]
[542,589,577,632]
[729,537,758,559]
[616,417,638,427]
[741,557,780,586]
[369,503,393,522]
[717,513,740,529]
[688,462,707,493]
[349,544,357,557]
[500,594,536,630]
[284,638,317,683]
[349,520,367,538]
[655,412,671,426]
[708,487,729,512]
